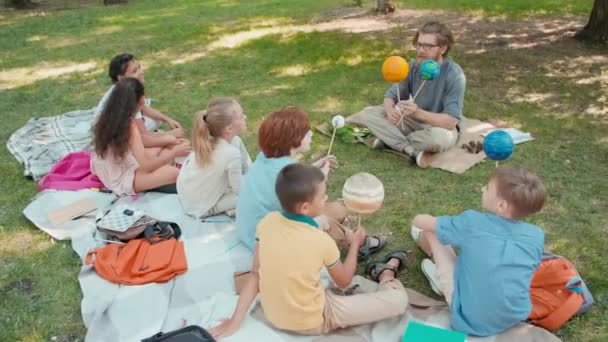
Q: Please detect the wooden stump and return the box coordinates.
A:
[376,0,395,14]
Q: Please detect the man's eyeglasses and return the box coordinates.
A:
[414,42,440,50]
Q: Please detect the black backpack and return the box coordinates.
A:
[142,325,215,342]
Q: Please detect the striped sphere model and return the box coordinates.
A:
[342,173,385,215]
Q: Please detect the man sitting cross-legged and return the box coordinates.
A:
[210,163,409,338]
[361,21,466,168]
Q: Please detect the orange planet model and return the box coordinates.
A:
[382,56,409,83]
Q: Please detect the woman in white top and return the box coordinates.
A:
[177,97,250,218]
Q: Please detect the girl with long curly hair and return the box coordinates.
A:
[91,78,189,195]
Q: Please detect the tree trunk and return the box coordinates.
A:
[575,0,608,43]
[5,0,37,9]
[376,0,395,14]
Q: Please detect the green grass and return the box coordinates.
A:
[1,0,607,341]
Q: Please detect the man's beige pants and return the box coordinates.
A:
[361,106,458,154]
[296,279,409,335]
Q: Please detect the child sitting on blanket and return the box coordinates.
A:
[235,106,386,257]
[95,53,188,149]
[410,166,546,336]
[91,78,189,195]
[177,97,250,218]
[209,163,408,338]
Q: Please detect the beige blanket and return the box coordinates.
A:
[317,106,498,174]
[250,275,560,342]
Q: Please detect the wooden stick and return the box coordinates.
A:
[496,160,499,168]
[396,83,401,102]
[397,113,406,130]
[412,80,427,101]
[396,80,424,129]
[327,127,338,157]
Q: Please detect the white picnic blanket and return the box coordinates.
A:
[24,191,560,341]
[7,108,95,180]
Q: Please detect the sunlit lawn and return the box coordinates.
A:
[0,0,606,341]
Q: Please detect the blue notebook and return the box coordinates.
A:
[402,321,466,342]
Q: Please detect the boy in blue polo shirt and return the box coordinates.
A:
[410,166,546,336]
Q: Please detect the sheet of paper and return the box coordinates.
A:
[482,128,533,144]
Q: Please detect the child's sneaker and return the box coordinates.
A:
[421,259,443,296]
[411,224,423,242]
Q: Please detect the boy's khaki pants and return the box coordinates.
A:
[295,279,409,335]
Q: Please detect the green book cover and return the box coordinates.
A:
[402,321,466,342]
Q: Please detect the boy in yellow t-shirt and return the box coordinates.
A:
[210,163,409,338]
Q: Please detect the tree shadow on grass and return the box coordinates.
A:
[0,227,84,341]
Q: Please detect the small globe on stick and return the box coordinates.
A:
[327,114,346,157]
[483,130,515,161]
[419,59,440,81]
[342,173,385,215]
[331,115,345,129]
[382,56,409,83]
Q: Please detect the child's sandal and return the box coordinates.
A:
[357,235,388,261]
[366,262,398,282]
[365,251,409,282]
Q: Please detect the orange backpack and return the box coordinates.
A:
[85,237,188,285]
[528,257,584,331]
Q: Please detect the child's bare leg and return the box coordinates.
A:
[414,230,433,257]
[426,232,456,304]
[133,165,179,192]
[145,147,162,158]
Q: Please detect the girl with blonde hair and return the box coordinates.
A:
[177,97,250,218]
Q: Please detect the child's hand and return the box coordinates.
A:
[313,155,339,174]
[323,155,339,169]
[172,141,190,157]
[353,227,367,247]
[165,117,183,130]
[209,318,240,339]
